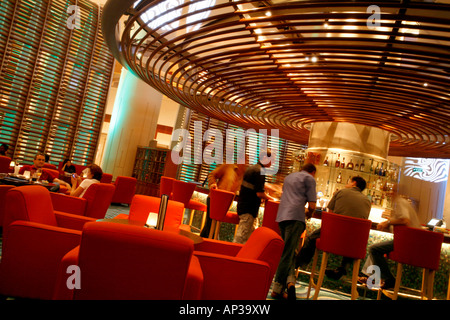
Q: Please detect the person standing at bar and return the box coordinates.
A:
[295,176,371,280]
[199,162,247,238]
[271,163,317,300]
[233,149,275,244]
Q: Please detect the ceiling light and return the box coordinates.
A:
[311,56,318,63]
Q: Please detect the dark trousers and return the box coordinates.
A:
[272,220,306,293]
[200,196,211,238]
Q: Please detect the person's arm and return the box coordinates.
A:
[306,201,317,220]
[69,175,84,197]
[377,217,410,231]
[53,178,71,189]
[208,166,225,189]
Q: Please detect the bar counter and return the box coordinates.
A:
[191,189,450,299]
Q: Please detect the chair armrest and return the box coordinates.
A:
[193,251,271,300]
[194,238,243,257]
[54,212,96,231]
[0,221,81,299]
[50,192,87,216]
[53,246,80,300]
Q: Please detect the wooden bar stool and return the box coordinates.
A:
[172,180,207,230]
[308,212,372,300]
[381,225,443,300]
[208,188,238,239]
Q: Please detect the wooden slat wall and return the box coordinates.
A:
[0,0,114,166]
[178,109,306,185]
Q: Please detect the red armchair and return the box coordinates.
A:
[51,183,116,219]
[53,221,203,300]
[0,185,95,300]
[114,194,189,231]
[100,173,113,183]
[111,176,137,205]
[0,155,11,173]
[193,226,284,300]
[0,185,15,228]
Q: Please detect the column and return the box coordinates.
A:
[101,68,163,178]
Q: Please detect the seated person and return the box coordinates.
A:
[69,163,102,198]
[19,153,70,192]
[0,143,8,156]
[61,158,76,174]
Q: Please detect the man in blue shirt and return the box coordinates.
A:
[271,163,317,300]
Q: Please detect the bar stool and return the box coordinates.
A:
[262,200,281,235]
[308,212,372,300]
[208,188,239,239]
[172,180,207,229]
[381,226,443,300]
[160,176,175,198]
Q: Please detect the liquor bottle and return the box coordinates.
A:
[369,159,374,173]
[335,154,340,167]
[367,178,372,190]
[360,159,365,172]
[341,157,345,169]
[346,158,354,170]
[336,172,342,183]
[379,163,384,176]
[323,156,329,166]
[354,161,359,171]
[374,162,379,175]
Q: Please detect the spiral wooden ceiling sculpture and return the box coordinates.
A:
[102,0,450,158]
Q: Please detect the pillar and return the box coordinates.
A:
[101,68,163,178]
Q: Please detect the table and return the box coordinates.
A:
[0,175,57,190]
[97,218,204,244]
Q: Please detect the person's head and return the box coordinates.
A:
[302,163,317,176]
[0,143,9,155]
[33,153,46,169]
[63,158,72,166]
[86,164,103,180]
[259,148,274,168]
[348,176,367,191]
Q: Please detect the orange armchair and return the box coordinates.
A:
[0,185,95,300]
[53,221,203,300]
[193,226,284,300]
[50,183,116,219]
[111,176,137,205]
[114,194,189,231]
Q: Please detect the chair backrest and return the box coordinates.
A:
[82,183,116,219]
[160,176,175,198]
[318,212,372,259]
[389,225,443,270]
[3,185,57,232]
[43,163,57,170]
[0,155,11,173]
[73,222,195,300]
[171,180,197,206]
[236,227,284,280]
[112,176,137,204]
[0,185,15,226]
[208,188,235,220]
[262,200,281,235]
[128,194,185,230]
[100,173,113,184]
[0,156,11,173]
